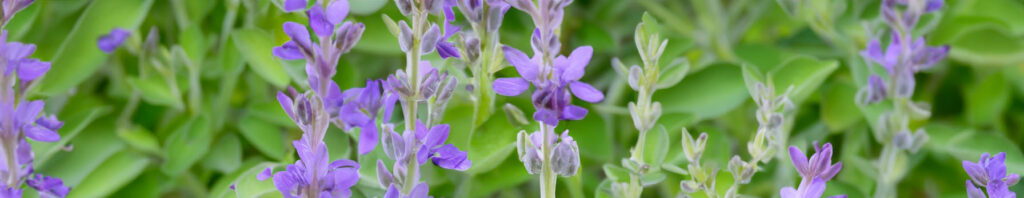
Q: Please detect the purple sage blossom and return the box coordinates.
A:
[781,143,845,198]
[273,0,363,94]
[282,0,307,12]
[858,0,949,104]
[97,28,130,54]
[334,79,398,154]
[964,152,1020,198]
[413,121,471,171]
[436,1,461,59]
[494,45,603,126]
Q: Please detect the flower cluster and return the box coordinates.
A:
[0,1,70,197]
[97,28,130,54]
[857,0,949,104]
[964,152,1019,198]
[780,143,845,198]
[258,1,366,197]
[677,129,712,196]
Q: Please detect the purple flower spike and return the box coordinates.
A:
[436,4,461,59]
[26,175,69,198]
[97,28,130,54]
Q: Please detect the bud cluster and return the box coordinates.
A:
[677,129,715,198]
[515,130,580,177]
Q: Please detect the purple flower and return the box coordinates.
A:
[261,137,360,198]
[412,122,471,171]
[781,142,845,198]
[860,0,949,103]
[97,28,130,54]
[435,3,461,59]
[383,182,430,198]
[494,45,603,126]
[1,0,34,21]
[26,175,69,198]
[518,130,578,175]
[273,0,364,92]
[283,0,307,12]
[335,80,398,155]
[964,152,1020,198]
[2,31,51,82]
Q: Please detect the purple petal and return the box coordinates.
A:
[16,139,31,164]
[25,125,59,142]
[330,159,359,169]
[283,22,313,51]
[821,162,842,181]
[35,114,63,131]
[789,146,809,177]
[861,39,884,65]
[97,28,131,53]
[358,122,379,155]
[561,105,587,120]
[925,0,944,12]
[967,180,986,198]
[425,124,450,148]
[987,180,1014,198]
[417,145,430,165]
[804,177,827,198]
[437,41,461,59]
[964,161,988,186]
[409,182,430,198]
[502,46,537,81]
[377,160,394,187]
[383,184,400,198]
[414,120,429,140]
[779,187,797,198]
[4,42,35,60]
[988,152,1008,180]
[431,144,471,171]
[533,109,559,126]
[26,175,69,198]
[273,169,301,197]
[257,167,273,181]
[16,59,50,81]
[307,6,334,37]
[15,100,44,124]
[493,77,529,96]
[273,41,306,60]
[569,81,604,103]
[277,92,296,121]
[326,0,350,25]
[284,0,307,12]
[561,46,593,81]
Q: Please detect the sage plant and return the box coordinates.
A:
[780,143,845,198]
[376,0,473,196]
[677,129,712,198]
[452,0,510,126]
[493,0,604,196]
[608,13,689,197]
[963,152,1019,198]
[257,1,366,197]
[0,0,70,197]
[723,80,792,197]
[856,0,948,197]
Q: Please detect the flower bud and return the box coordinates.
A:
[521,146,543,174]
[424,0,445,15]
[892,130,913,150]
[435,75,458,104]
[377,160,394,188]
[419,70,441,98]
[503,103,530,127]
[486,2,510,33]
[457,0,483,22]
[628,65,643,91]
[464,36,481,63]
[681,128,707,163]
[551,132,580,177]
[394,0,413,15]
[386,70,413,99]
[679,180,699,193]
[381,126,406,160]
[398,21,414,52]
[334,22,365,54]
[909,128,928,153]
[420,24,442,54]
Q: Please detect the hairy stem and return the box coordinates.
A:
[540,123,557,198]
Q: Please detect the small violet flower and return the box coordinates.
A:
[333,79,398,154]
[964,152,1019,198]
[436,0,461,59]
[97,28,130,54]
[493,45,603,126]
[781,143,845,198]
[857,0,949,104]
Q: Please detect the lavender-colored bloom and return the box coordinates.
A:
[383,182,429,198]
[494,45,603,126]
[859,0,949,103]
[263,138,360,198]
[273,0,363,93]
[97,28,130,54]
[963,152,1020,198]
[781,142,845,198]
[27,175,69,198]
[335,80,398,154]
[413,122,471,171]
[2,31,50,82]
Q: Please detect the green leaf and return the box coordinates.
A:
[655,59,691,90]
[233,163,284,198]
[948,26,1024,66]
[641,12,661,37]
[117,126,162,155]
[965,73,1009,126]
[179,24,206,67]
[821,79,861,131]
[109,170,170,198]
[161,116,213,176]
[467,154,532,197]
[559,109,614,162]
[232,28,291,88]
[34,0,154,96]
[928,124,1024,174]
[239,113,286,160]
[642,125,670,167]
[67,151,151,198]
[957,0,1024,35]
[603,164,630,183]
[128,76,184,109]
[654,64,748,120]
[467,106,518,174]
[350,0,389,15]
[38,118,124,187]
[202,133,244,173]
[209,158,272,198]
[769,56,839,104]
[33,106,111,166]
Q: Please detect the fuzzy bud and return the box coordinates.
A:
[398,21,414,52]
[421,24,442,54]
[377,160,394,188]
[551,132,580,177]
[334,22,365,54]
[394,0,413,15]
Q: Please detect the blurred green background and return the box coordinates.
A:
[10,0,1024,197]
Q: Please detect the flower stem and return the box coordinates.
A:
[540,123,557,198]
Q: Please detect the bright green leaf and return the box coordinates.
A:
[654,64,748,120]
[128,76,183,109]
[965,73,1009,126]
[67,151,150,198]
[239,113,287,160]
[161,117,213,176]
[769,56,839,104]
[203,133,244,173]
[232,28,291,88]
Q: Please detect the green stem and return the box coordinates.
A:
[540,123,557,198]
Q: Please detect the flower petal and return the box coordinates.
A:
[16,59,50,81]
[503,46,537,81]
[358,122,379,154]
[561,46,593,81]
[789,146,809,177]
[493,77,530,96]
[273,41,306,60]
[257,167,273,181]
[431,144,472,171]
[966,180,986,198]
[569,81,604,103]
[283,22,313,51]
[326,0,350,25]
[25,126,59,142]
[284,0,307,12]
[425,124,450,148]
[561,105,587,120]
[307,6,334,37]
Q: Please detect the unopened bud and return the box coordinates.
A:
[680,180,699,193]
[465,36,481,63]
[381,126,406,160]
[398,21,414,52]
[386,71,413,99]
[551,137,580,177]
[486,3,510,33]
[334,22,365,54]
[628,66,643,91]
[503,103,530,126]
[420,24,442,54]
[419,70,441,98]
[394,0,413,15]
[377,160,394,188]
